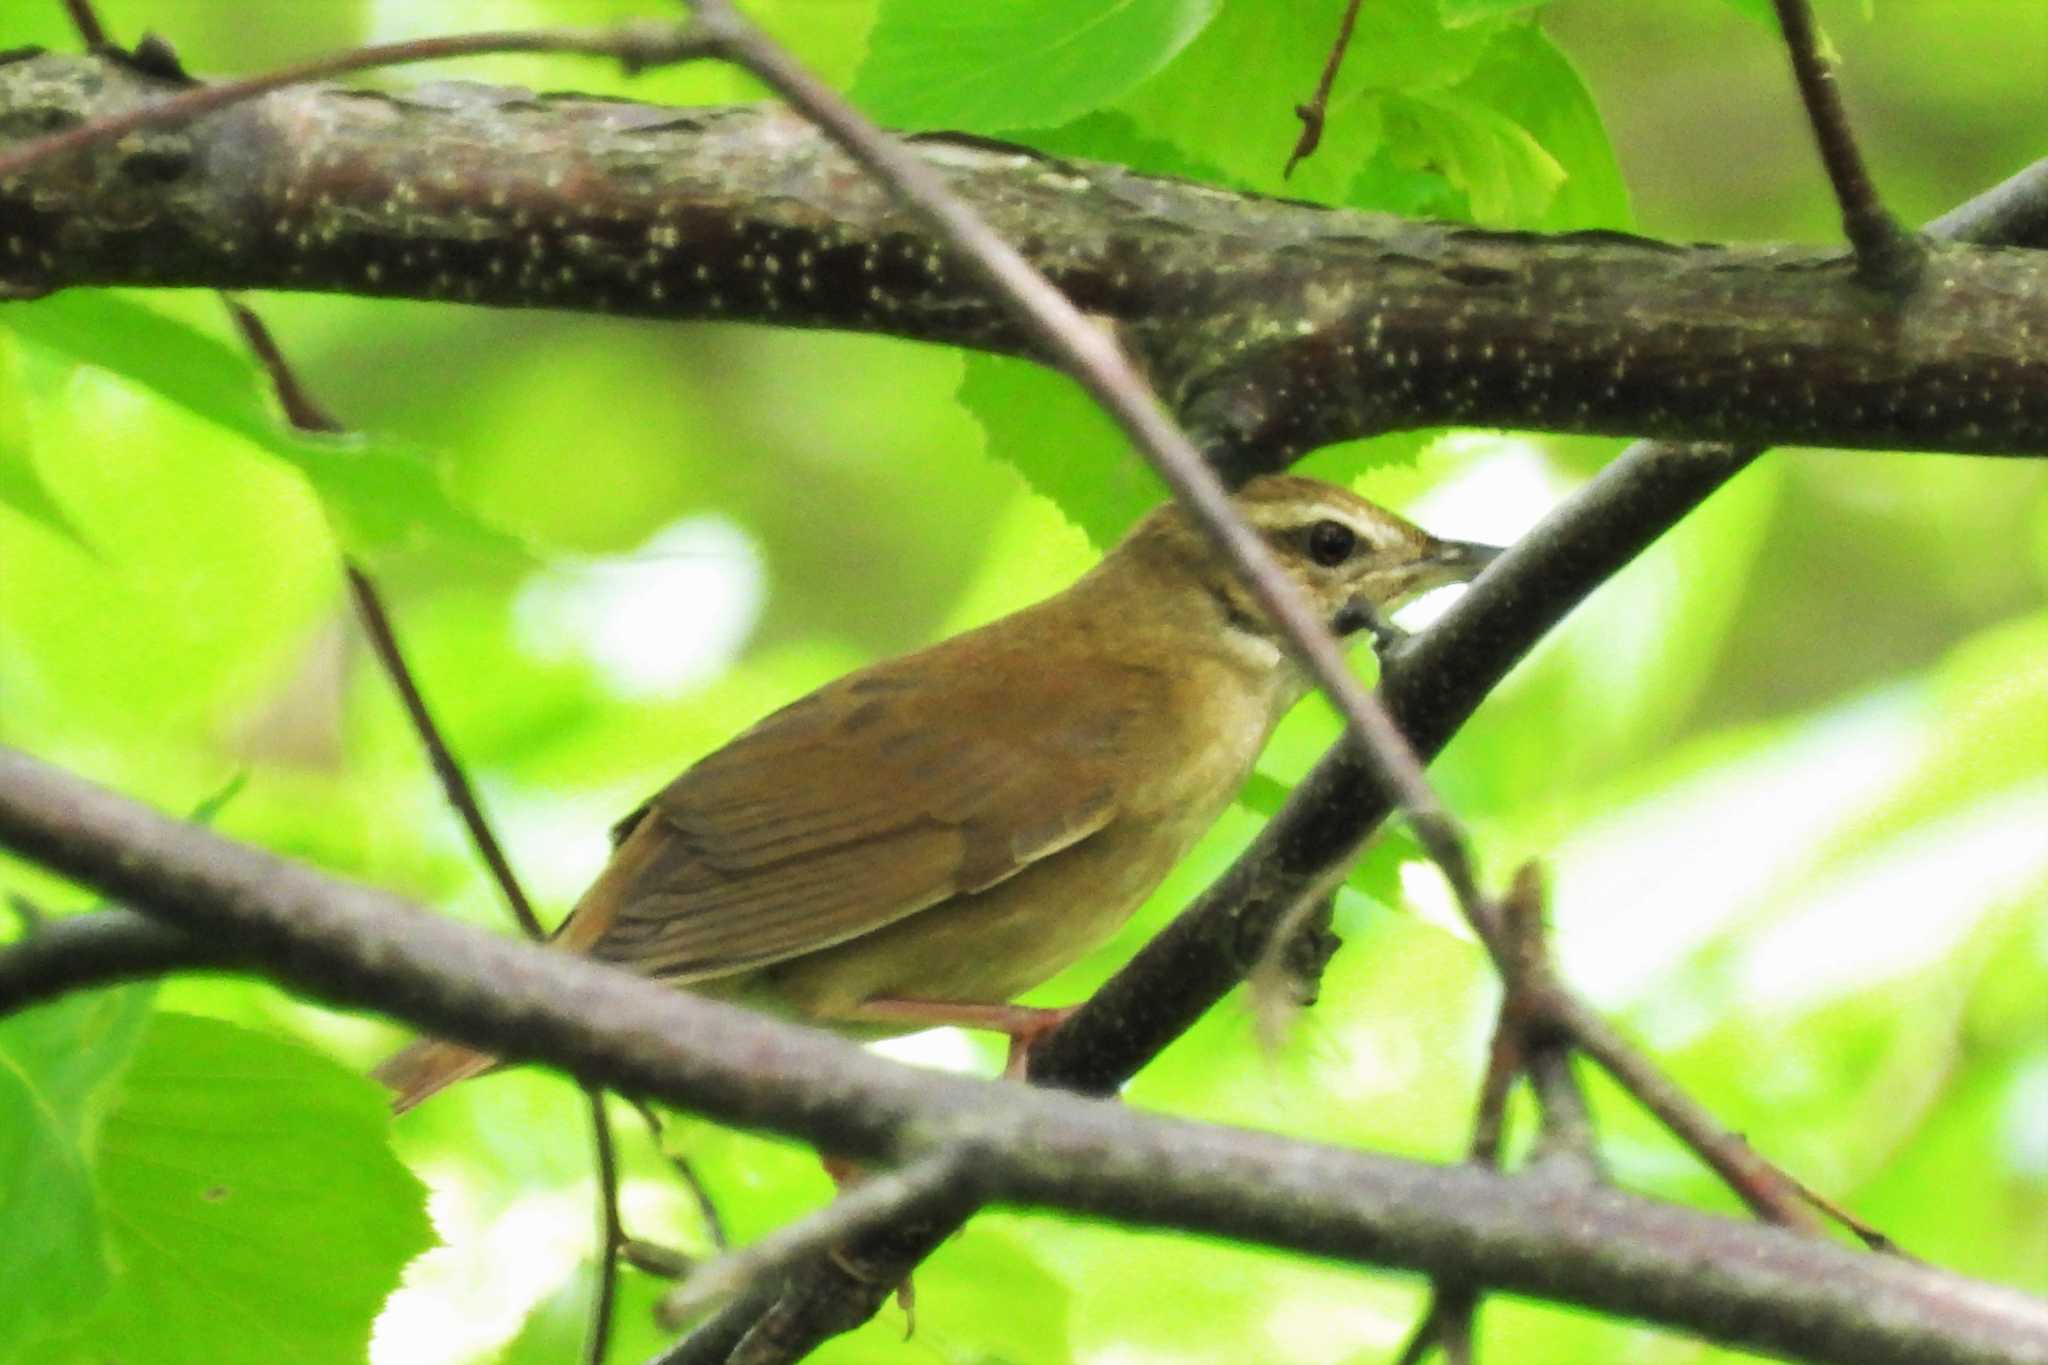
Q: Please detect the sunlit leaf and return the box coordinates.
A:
[1377,87,1564,226]
[2,292,523,563]
[854,0,1221,132]
[956,352,1164,547]
[1440,0,1551,22]
[1438,23,1632,230]
[1114,0,1511,203]
[0,986,155,1361]
[0,331,86,545]
[46,1013,433,1365]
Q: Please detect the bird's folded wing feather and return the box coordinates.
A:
[561,647,1146,982]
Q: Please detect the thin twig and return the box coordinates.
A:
[1555,998,1826,1232]
[1394,875,1538,1365]
[1285,0,1365,178]
[1523,1049,1602,1185]
[6,891,44,935]
[1452,860,1826,1231]
[345,567,550,937]
[632,1098,732,1253]
[225,302,545,942]
[1770,0,1924,287]
[1392,1298,1475,1365]
[222,296,345,434]
[587,1092,624,1365]
[658,1151,969,1330]
[222,293,622,1358]
[60,0,106,46]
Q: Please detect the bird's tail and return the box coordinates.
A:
[374,808,669,1114]
[373,1036,500,1114]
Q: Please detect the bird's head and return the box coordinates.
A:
[1123,474,1500,652]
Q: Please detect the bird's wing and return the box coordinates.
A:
[560,645,1149,982]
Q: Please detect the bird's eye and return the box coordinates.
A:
[1306,519,1357,567]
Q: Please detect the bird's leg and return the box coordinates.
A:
[841,998,1080,1079]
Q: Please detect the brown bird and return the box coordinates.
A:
[376,475,1497,1110]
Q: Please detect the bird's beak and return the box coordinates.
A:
[1429,537,1504,582]
[1340,534,1505,643]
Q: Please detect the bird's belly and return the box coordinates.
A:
[751,820,1186,1022]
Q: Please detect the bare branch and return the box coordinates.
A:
[658,1151,969,1328]
[0,908,228,1014]
[1285,0,1365,178]
[4,744,2047,1365]
[5,59,2048,463]
[1770,0,1924,287]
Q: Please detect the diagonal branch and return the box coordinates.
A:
[4,743,2047,1365]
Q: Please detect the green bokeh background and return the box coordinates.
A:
[2,1,2045,1362]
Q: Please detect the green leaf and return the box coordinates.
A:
[1440,0,1551,21]
[1445,24,1633,230]
[1114,0,1509,203]
[1717,0,1776,25]
[853,0,1222,132]
[1825,616,2048,865]
[906,1219,1073,1361]
[0,331,88,545]
[1378,86,1564,227]
[48,1012,433,1365]
[956,353,1165,547]
[2,292,524,563]
[0,986,156,1360]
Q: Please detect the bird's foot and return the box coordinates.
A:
[842,998,1081,1081]
[999,1004,1079,1080]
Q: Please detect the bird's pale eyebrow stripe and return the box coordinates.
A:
[1247,501,1374,532]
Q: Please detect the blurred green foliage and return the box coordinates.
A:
[1,1,2045,1363]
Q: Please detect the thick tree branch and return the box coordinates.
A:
[3,53,2048,466]
[4,744,2048,1365]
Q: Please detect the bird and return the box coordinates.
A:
[375,475,1498,1111]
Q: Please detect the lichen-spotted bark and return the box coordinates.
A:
[3,50,2048,470]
